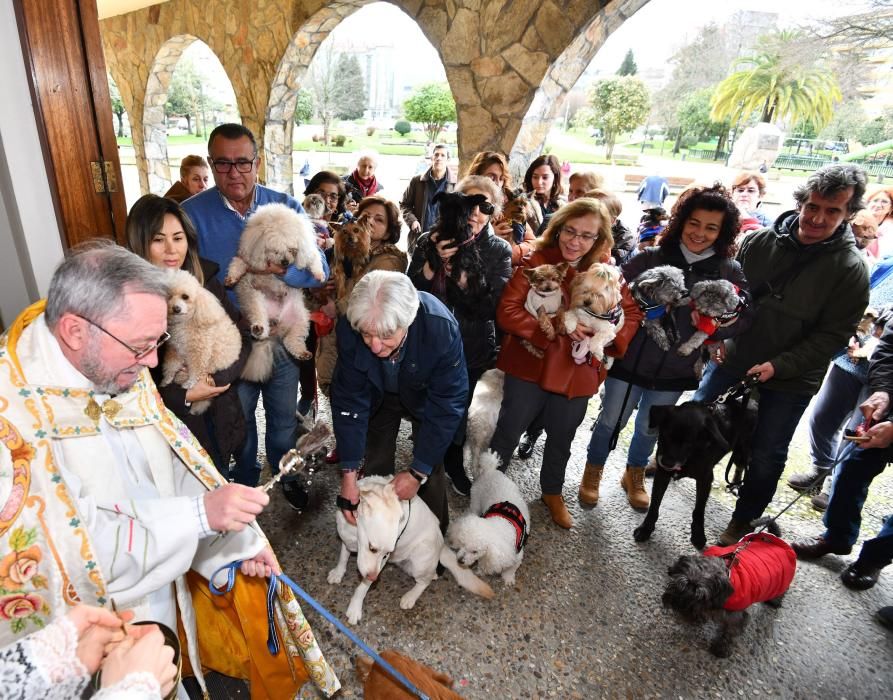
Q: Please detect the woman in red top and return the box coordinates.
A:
[488,198,642,528]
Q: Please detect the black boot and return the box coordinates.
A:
[786,466,831,493]
[444,444,471,496]
[517,430,541,459]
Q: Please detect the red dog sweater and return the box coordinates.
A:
[703,532,796,612]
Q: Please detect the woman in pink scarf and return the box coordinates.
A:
[343,150,383,211]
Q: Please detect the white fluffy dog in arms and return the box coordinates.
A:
[224,202,325,382]
[462,368,505,475]
[447,451,530,586]
[562,262,624,367]
[327,476,493,625]
[160,269,241,415]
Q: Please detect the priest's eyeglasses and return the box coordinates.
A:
[77,315,170,360]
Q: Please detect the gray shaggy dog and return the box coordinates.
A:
[676,279,742,357]
[628,265,688,351]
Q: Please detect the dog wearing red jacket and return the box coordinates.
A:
[662,531,796,657]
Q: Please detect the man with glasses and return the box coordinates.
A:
[400,143,456,253]
[0,241,287,687]
[184,123,328,510]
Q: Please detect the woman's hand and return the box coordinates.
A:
[67,604,128,674]
[101,625,177,697]
[569,322,594,342]
[185,378,229,403]
[433,234,459,263]
[493,219,514,242]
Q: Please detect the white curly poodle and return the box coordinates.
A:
[447,451,530,586]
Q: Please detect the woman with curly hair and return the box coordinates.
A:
[583,184,752,511]
[488,198,642,528]
[523,154,566,236]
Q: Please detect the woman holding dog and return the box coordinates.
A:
[584,184,751,512]
[408,175,513,495]
[489,198,643,529]
[126,194,250,472]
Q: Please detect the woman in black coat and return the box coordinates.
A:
[126,194,249,473]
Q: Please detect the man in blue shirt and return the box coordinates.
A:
[183,123,328,509]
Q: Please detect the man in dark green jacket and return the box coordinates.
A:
[693,163,870,545]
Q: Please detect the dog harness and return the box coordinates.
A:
[483,501,529,552]
[581,303,623,325]
[704,533,796,611]
[691,284,745,335]
[631,287,669,320]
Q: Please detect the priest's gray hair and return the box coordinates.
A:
[45,239,169,329]
[347,271,419,338]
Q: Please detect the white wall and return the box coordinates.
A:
[0,0,65,329]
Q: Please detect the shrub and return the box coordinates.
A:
[333,135,347,147]
[311,134,319,143]
[366,126,376,136]
[394,120,411,136]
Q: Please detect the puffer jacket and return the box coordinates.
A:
[723,212,869,394]
[610,241,752,392]
[496,247,642,399]
[703,533,796,611]
[409,225,512,370]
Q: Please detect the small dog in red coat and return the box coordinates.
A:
[662,531,796,657]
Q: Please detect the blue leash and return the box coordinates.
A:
[210,561,430,700]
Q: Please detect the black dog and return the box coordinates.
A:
[422,191,493,318]
[633,396,756,550]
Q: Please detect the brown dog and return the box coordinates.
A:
[356,649,465,700]
[520,262,569,358]
[501,193,535,241]
[332,212,374,312]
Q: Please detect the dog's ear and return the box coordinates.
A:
[556,262,570,278]
[649,404,671,429]
[703,414,730,453]
[522,267,537,283]
[329,221,342,234]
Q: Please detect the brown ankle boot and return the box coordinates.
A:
[541,494,573,529]
[620,467,649,511]
[578,463,604,505]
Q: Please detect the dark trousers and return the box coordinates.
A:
[443,366,486,477]
[365,391,449,532]
[488,374,589,495]
[823,443,892,548]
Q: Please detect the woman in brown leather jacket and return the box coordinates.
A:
[488,198,642,529]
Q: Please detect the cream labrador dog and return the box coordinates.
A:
[327,476,493,625]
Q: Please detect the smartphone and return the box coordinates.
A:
[843,435,870,442]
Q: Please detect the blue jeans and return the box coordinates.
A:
[232,342,300,486]
[857,513,893,569]
[587,377,683,467]
[822,442,891,548]
[808,364,867,470]
[695,361,812,522]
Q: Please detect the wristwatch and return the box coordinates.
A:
[407,469,428,485]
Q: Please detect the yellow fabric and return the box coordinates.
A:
[3,299,46,378]
[181,571,307,699]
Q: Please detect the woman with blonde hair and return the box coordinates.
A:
[488,198,642,528]
[865,186,893,259]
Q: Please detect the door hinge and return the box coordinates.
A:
[90,161,118,193]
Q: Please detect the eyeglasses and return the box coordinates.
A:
[559,226,598,243]
[319,192,340,202]
[78,315,170,360]
[208,157,256,174]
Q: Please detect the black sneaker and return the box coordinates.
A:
[876,606,893,631]
[447,470,472,497]
[281,481,309,510]
[517,431,540,459]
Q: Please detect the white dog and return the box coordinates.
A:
[447,451,530,586]
[562,263,624,368]
[225,203,325,382]
[327,476,493,625]
[160,269,241,415]
[462,368,505,475]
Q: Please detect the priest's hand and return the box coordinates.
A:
[204,484,269,532]
[240,545,281,578]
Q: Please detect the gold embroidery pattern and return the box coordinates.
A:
[0,417,33,538]
[27,494,80,606]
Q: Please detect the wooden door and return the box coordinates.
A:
[14,0,127,248]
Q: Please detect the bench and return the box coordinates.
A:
[623,174,695,193]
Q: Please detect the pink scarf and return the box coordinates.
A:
[353,171,379,198]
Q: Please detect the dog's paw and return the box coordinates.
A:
[399,591,418,610]
[251,323,269,340]
[633,525,653,542]
[296,350,313,361]
[327,568,345,584]
[502,572,516,586]
[346,602,363,625]
[708,639,732,658]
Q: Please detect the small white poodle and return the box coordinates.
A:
[447,451,530,586]
[161,269,241,414]
[224,202,326,382]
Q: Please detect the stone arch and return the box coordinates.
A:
[509,0,651,180]
[143,34,241,193]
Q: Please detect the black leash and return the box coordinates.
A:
[709,374,762,493]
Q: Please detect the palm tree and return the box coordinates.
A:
[710,31,842,132]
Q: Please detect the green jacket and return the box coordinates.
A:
[723,211,869,394]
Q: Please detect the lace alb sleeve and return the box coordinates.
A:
[0,615,89,699]
[92,671,162,699]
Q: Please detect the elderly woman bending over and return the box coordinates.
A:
[488,198,642,529]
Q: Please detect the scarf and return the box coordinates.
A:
[352,171,379,198]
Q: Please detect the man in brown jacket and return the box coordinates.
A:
[400,144,456,251]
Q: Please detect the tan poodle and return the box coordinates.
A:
[161,269,241,415]
[224,203,326,382]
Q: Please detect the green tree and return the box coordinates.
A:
[333,54,366,120]
[108,76,126,138]
[710,31,842,132]
[617,49,638,76]
[165,57,220,136]
[403,83,457,143]
[818,102,868,143]
[294,87,313,125]
[585,76,650,159]
[859,113,893,146]
[676,88,729,149]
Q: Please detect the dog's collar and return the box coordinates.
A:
[656,456,683,475]
[582,303,623,325]
[381,500,412,566]
[483,501,529,552]
[632,287,668,319]
[530,287,560,299]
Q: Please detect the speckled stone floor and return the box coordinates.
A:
[253,394,893,699]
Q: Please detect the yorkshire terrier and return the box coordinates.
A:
[628,265,688,351]
[501,194,534,244]
[520,262,569,358]
[561,263,624,367]
[662,528,795,657]
[332,212,374,313]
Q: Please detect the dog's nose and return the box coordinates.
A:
[366,570,378,582]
